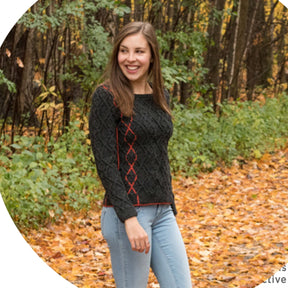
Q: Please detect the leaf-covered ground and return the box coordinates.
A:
[23,149,288,288]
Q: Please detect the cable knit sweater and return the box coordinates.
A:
[89,84,176,222]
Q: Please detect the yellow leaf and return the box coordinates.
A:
[5,48,11,57]
[49,86,56,93]
[16,57,24,68]
[49,210,55,218]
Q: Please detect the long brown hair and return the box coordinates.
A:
[104,22,171,117]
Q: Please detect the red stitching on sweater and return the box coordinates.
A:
[101,84,139,204]
[103,202,172,208]
[102,84,110,91]
[121,116,139,204]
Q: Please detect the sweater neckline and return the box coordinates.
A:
[134,93,153,97]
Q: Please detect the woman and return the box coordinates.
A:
[89,21,192,288]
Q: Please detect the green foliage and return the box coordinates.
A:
[158,29,209,92]
[169,93,288,176]
[4,0,288,230]
[2,93,288,229]
[18,0,130,92]
[0,69,16,93]
[71,18,111,92]
[0,122,100,230]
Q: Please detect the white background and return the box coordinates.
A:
[0,0,288,287]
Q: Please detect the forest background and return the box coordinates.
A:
[1,1,288,287]
[0,0,288,233]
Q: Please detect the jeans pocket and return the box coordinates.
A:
[100,208,107,238]
[135,206,142,214]
[101,207,120,243]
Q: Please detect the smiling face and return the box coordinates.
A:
[117,33,152,93]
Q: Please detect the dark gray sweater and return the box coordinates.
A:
[89,85,176,222]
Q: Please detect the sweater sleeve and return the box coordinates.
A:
[89,86,137,222]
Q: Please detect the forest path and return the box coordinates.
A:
[23,149,288,288]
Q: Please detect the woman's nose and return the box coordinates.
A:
[127,52,136,62]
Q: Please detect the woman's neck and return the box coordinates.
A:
[132,82,153,94]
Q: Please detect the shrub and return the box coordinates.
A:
[0,121,101,230]
[169,93,288,176]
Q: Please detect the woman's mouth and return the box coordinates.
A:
[126,65,139,72]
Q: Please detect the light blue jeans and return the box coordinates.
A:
[101,205,192,288]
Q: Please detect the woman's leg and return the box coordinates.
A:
[150,205,192,288]
[101,206,153,288]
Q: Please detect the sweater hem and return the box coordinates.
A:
[103,202,172,208]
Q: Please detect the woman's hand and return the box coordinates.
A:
[124,217,150,254]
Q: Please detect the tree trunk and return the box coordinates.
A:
[179,61,193,105]
[220,1,238,101]
[245,0,261,100]
[148,0,162,30]
[227,0,249,100]
[18,27,35,117]
[275,5,288,91]
[123,0,131,25]
[246,0,277,100]
[134,0,144,21]
[179,4,196,105]
[203,0,226,109]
